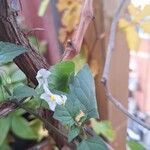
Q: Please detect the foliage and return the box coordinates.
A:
[0,42,28,64]
[0,110,40,146]
[53,64,99,143]
[119,3,150,51]
[0,42,111,149]
[127,140,145,150]
[0,118,10,145]
[0,42,46,146]
[77,137,108,150]
[12,85,37,99]
[48,61,75,92]
[90,119,115,142]
[57,0,82,43]
[11,115,37,140]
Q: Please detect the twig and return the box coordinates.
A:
[101,0,150,130]
[62,0,94,60]
[104,85,150,130]
[101,0,126,83]
[14,101,76,149]
[14,100,68,138]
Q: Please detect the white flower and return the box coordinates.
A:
[36,68,51,88]
[40,86,67,111]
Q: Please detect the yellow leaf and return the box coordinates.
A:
[126,26,139,50]
[140,21,150,33]
[128,3,150,22]
[137,4,150,21]
[128,3,141,22]
[57,0,73,12]
[118,18,131,31]
[58,28,67,43]
[119,18,139,50]
[75,110,85,123]
[57,0,82,42]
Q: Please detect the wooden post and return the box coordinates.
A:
[85,0,129,149]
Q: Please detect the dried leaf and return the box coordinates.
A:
[119,19,139,50]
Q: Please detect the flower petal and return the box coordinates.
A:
[43,85,52,94]
[55,95,63,105]
[48,101,57,111]
[36,68,51,88]
[40,93,50,102]
[61,95,67,103]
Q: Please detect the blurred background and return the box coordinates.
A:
[0,0,150,150]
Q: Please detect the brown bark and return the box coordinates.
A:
[0,0,48,85]
[0,0,66,148]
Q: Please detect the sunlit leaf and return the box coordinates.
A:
[127,141,145,150]
[136,4,150,22]
[128,3,150,22]
[30,119,48,141]
[128,4,141,22]
[119,18,139,50]
[125,26,139,50]
[57,0,82,42]
[118,19,131,31]
[91,119,115,142]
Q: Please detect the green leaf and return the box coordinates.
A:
[11,70,26,83]
[69,64,99,119]
[54,65,98,127]
[91,119,115,141]
[68,125,80,142]
[77,137,108,150]
[0,143,11,150]
[0,42,28,64]
[12,85,37,99]
[29,119,45,141]
[0,117,10,145]
[127,141,145,150]
[53,104,75,127]
[54,93,87,127]
[11,116,37,140]
[49,61,75,92]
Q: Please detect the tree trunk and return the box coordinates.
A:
[0,0,66,148]
[0,0,48,85]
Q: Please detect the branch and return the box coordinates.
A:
[0,99,76,149]
[101,0,150,130]
[14,101,67,139]
[62,0,94,60]
[0,0,71,147]
[104,85,150,130]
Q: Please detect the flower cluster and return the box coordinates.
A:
[36,69,67,111]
